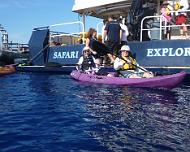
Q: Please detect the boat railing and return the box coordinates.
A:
[96,22,103,35]
[96,21,104,42]
[140,9,190,42]
[49,21,85,46]
[8,43,29,53]
[140,15,163,41]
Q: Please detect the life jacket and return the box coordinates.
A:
[174,0,189,16]
[166,5,172,16]
[175,1,181,10]
[161,6,172,22]
[81,55,96,71]
[161,3,173,15]
[121,56,137,70]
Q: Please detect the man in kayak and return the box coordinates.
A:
[76,46,99,73]
[114,45,154,78]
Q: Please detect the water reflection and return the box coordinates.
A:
[1,74,190,151]
[75,84,190,151]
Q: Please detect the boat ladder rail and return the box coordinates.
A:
[140,9,190,41]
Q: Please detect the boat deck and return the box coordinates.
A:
[16,65,115,74]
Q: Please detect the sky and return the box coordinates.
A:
[0,0,102,44]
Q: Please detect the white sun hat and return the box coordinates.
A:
[82,46,90,51]
[121,45,130,51]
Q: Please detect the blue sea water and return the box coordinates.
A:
[0,73,190,152]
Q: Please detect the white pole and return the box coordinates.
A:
[82,14,86,32]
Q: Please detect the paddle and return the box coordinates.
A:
[90,41,150,72]
[120,55,156,76]
[120,56,149,73]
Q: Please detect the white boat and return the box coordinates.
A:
[72,0,190,74]
[16,0,190,75]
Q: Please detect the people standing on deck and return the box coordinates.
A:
[102,19,108,42]
[76,46,99,73]
[114,45,154,78]
[101,19,113,66]
[86,28,114,66]
[160,1,173,39]
[103,15,122,62]
[85,28,100,65]
[174,0,189,38]
[119,17,129,45]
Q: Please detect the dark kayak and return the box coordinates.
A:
[70,70,186,89]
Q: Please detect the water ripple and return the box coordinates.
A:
[0,73,189,151]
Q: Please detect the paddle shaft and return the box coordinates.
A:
[91,41,153,74]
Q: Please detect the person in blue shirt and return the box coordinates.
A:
[103,15,122,61]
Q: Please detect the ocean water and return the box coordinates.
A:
[0,73,190,152]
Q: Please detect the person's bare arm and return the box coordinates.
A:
[89,48,97,55]
[120,29,122,43]
[102,30,107,43]
[85,38,90,47]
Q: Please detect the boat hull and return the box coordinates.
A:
[70,70,186,89]
[16,28,190,75]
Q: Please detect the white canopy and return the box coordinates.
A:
[72,0,133,19]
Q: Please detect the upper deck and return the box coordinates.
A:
[72,0,133,18]
[72,0,190,40]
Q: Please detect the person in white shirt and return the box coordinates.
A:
[76,46,99,73]
[101,19,108,42]
[120,18,129,45]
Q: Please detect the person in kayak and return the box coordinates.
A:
[76,46,99,73]
[114,45,154,78]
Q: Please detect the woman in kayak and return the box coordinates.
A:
[114,45,154,78]
[76,46,99,73]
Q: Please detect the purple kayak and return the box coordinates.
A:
[70,70,186,89]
